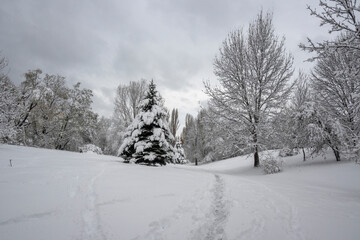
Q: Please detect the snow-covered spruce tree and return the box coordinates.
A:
[118,80,175,166]
[173,139,187,164]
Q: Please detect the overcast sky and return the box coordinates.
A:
[0,0,328,127]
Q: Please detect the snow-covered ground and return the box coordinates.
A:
[0,144,359,240]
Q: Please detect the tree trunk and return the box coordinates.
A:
[254,146,260,167]
[332,146,341,161]
[302,148,306,161]
[253,128,260,167]
[22,125,27,146]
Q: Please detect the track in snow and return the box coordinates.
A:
[192,174,229,240]
[81,168,106,240]
[134,174,229,240]
[206,174,228,240]
[0,211,56,226]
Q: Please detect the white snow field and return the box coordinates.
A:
[0,144,359,240]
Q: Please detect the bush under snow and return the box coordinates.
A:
[261,155,283,174]
[79,144,103,155]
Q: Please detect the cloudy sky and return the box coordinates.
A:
[0,0,328,127]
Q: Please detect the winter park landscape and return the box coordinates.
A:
[1,0,360,239]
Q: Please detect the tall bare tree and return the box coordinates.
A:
[181,114,197,162]
[169,108,179,144]
[16,69,43,129]
[0,54,8,81]
[310,44,360,160]
[300,0,360,160]
[108,79,147,155]
[0,55,19,142]
[273,72,313,161]
[113,79,147,127]
[205,11,294,167]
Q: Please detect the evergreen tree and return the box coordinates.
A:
[118,80,175,166]
[173,139,187,164]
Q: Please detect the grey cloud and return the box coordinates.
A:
[113,40,205,90]
[1,0,109,83]
[0,0,329,122]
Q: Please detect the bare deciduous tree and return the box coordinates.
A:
[181,113,197,162]
[16,69,43,130]
[108,79,147,155]
[276,72,313,161]
[0,55,8,81]
[169,108,179,144]
[311,44,360,159]
[299,0,360,161]
[300,0,360,56]
[0,55,19,142]
[113,79,147,127]
[291,73,312,161]
[205,11,294,167]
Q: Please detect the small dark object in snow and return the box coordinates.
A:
[9,159,12,167]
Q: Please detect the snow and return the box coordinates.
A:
[1,144,360,240]
[142,111,155,125]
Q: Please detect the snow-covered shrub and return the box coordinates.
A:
[261,155,283,174]
[278,148,298,157]
[79,144,103,155]
[179,159,189,164]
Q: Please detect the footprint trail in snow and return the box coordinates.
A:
[82,168,106,240]
[192,174,229,240]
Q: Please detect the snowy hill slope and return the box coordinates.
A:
[1,144,359,240]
